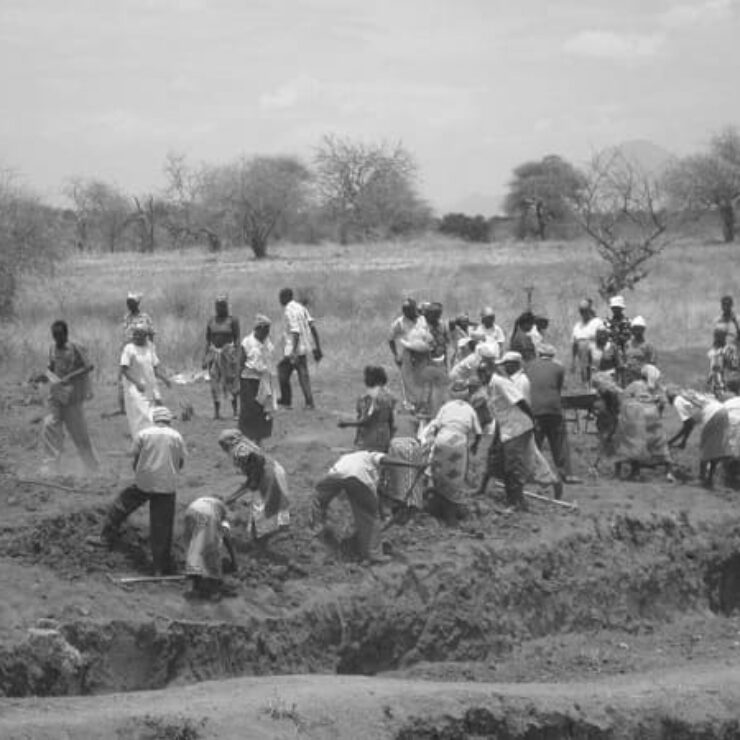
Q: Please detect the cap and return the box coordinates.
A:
[476,342,498,359]
[481,306,496,318]
[152,406,173,424]
[578,299,591,310]
[538,343,557,358]
[631,315,646,328]
[497,350,523,365]
[609,295,626,309]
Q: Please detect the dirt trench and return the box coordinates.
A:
[3,511,740,698]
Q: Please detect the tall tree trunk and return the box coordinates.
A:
[720,202,736,243]
[250,233,268,259]
[535,201,547,240]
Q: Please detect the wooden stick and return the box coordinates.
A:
[14,478,87,494]
[117,575,189,585]
[493,480,578,510]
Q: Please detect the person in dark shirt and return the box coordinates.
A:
[527,344,579,484]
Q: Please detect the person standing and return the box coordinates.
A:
[203,295,240,420]
[423,302,451,417]
[472,307,506,357]
[118,292,155,414]
[277,288,322,410]
[571,299,604,386]
[40,320,98,474]
[623,316,657,386]
[339,365,396,452]
[89,406,186,575]
[528,344,578,484]
[120,324,171,438]
[715,295,739,347]
[707,328,739,395]
[389,298,431,412]
[238,315,275,445]
[604,296,632,381]
[509,312,537,363]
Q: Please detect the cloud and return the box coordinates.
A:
[564,30,665,60]
[259,75,322,110]
[659,0,735,27]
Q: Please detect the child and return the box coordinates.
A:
[338,365,396,452]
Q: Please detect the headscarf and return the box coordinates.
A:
[254,314,271,328]
[127,291,143,304]
[218,428,244,452]
[538,344,557,358]
[215,294,229,305]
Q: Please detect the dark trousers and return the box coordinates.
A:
[103,485,176,574]
[534,413,572,479]
[314,474,380,559]
[277,355,314,408]
[502,432,530,510]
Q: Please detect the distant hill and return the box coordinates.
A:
[607,139,676,177]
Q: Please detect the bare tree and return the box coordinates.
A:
[664,126,740,242]
[0,169,60,317]
[570,151,669,299]
[314,134,427,243]
[130,194,168,253]
[64,178,132,252]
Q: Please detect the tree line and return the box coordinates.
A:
[1,126,739,316]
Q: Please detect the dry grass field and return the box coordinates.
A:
[0,234,733,387]
[0,235,739,738]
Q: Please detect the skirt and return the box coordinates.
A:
[383,436,424,508]
[430,426,468,503]
[239,378,273,443]
[599,399,670,465]
[700,408,730,463]
[206,344,239,400]
[184,502,225,580]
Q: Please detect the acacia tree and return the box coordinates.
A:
[569,151,669,299]
[314,134,429,243]
[504,155,586,240]
[201,155,311,258]
[664,127,740,242]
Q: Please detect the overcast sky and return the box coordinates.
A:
[1,0,737,212]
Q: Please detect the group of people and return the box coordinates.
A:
[33,286,740,593]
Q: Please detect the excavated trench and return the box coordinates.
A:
[2,512,740,701]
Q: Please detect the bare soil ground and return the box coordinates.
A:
[1,346,740,738]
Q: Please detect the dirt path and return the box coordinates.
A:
[1,662,739,739]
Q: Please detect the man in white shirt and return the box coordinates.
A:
[471,306,505,356]
[277,288,322,410]
[89,406,186,575]
[311,450,423,563]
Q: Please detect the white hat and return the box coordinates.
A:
[481,306,496,318]
[631,315,646,328]
[476,342,498,359]
[496,350,523,365]
[609,295,625,309]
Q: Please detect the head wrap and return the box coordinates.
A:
[152,406,173,424]
[254,314,271,328]
[476,342,498,359]
[127,291,143,304]
[631,315,646,328]
[481,306,496,318]
[609,295,626,309]
[578,299,591,311]
[218,428,244,451]
[215,294,228,304]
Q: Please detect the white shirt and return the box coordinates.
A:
[509,369,531,403]
[472,324,505,351]
[283,300,314,357]
[120,343,160,401]
[488,373,533,442]
[133,424,186,493]
[328,451,385,493]
[241,333,274,379]
[449,353,482,384]
[673,392,723,426]
[572,317,605,345]
[431,399,481,437]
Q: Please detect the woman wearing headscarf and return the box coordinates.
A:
[666,386,729,489]
[238,315,275,445]
[118,292,155,414]
[218,429,290,538]
[571,299,603,386]
[388,298,432,412]
[382,407,425,512]
[509,312,537,363]
[183,496,237,600]
[421,380,482,523]
[203,295,240,420]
